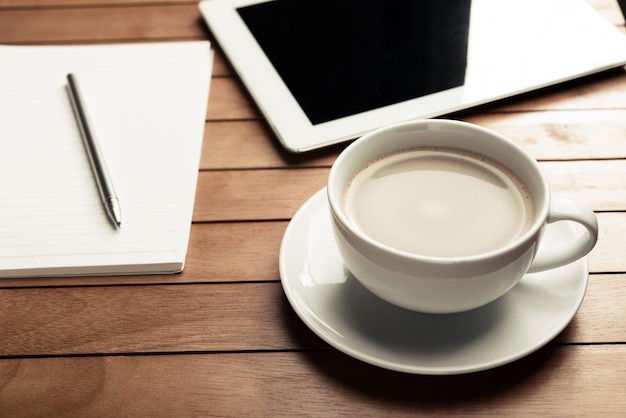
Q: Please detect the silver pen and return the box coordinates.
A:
[66,73,122,229]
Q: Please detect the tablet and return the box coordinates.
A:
[199,0,626,152]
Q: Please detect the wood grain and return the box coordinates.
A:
[0,209,623,289]
[1,345,626,416]
[193,168,329,222]
[191,160,626,223]
[201,120,340,170]
[0,0,193,6]
[465,109,626,161]
[1,273,625,357]
[0,5,207,44]
[0,208,622,289]
[200,108,626,169]
[206,78,261,121]
[0,282,316,356]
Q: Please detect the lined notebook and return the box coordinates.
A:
[0,41,213,277]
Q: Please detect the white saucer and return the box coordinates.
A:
[279,188,589,375]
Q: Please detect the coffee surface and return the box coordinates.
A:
[343,147,535,257]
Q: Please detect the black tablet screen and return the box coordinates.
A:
[238,0,471,125]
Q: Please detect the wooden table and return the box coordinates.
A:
[1,1,626,416]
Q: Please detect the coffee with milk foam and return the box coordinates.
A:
[343,147,535,257]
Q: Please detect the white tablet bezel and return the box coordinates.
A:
[199,0,626,152]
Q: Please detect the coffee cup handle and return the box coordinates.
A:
[527,199,599,273]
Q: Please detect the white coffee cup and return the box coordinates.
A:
[327,119,598,313]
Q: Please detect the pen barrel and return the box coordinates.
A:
[67,73,122,228]
[82,129,117,200]
[67,76,116,199]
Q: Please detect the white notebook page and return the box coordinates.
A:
[0,41,213,277]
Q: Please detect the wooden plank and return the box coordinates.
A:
[201,109,626,170]
[0,5,207,44]
[1,345,626,416]
[193,168,329,222]
[0,0,193,6]
[542,160,626,212]
[0,209,622,288]
[574,273,626,343]
[589,212,626,273]
[0,273,624,357]
[465,109,626,161]
[192,160,626,222]
[0,207,622,288]
[0,282,322,357]
[149,210,626,279]
[201,121,339,170]
[183,221,285,281]
[210,48,233,77]
[0,221,287,287]
[207,77,261,121]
